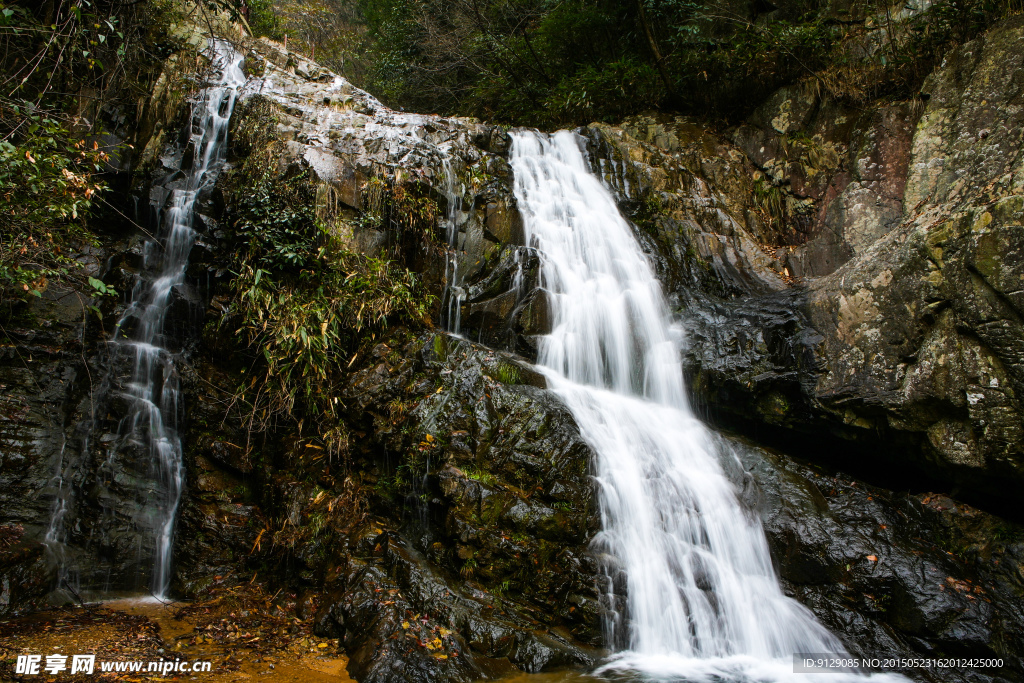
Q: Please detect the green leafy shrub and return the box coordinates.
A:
[0,111,111,300]
[246,0,283,39]
[233,254,431,405]
[221,123,435,460]
[0,0,250,308]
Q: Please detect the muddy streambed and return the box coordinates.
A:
[0,583,355,682]
[0,584,612,682]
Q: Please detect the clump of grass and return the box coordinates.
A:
[221,106,436,462]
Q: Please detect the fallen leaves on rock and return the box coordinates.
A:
[0,581,352,682]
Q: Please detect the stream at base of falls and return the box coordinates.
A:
[508,130,907,683]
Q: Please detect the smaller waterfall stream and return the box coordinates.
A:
[439,154,466,334]
[113,41,244,599]
[510,131,905,682]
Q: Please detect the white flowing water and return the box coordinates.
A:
[439,154,467,334]
[113,41,245,599]
[510,130,903,682]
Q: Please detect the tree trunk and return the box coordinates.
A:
[41,0,56,26]
[634,0,674,97]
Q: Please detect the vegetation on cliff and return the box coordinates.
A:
[0,0,245,310]
[249,0,1024,128]
[246,0,370,85]
[0,0,131,305]
[218,96,435,460]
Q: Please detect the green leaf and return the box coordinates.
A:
[88,276,111,296]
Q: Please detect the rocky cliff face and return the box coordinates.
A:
[1,12,1023,683]
[170,36,601,680]
[0,17,250,608]
[589,17,1024,522]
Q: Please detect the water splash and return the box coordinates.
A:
[510,130,905,682]
[113,40,245,599]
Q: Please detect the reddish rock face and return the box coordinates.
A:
[607,23,1024,534]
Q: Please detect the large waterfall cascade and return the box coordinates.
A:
[43,41,246,601]
[510,130,905,681]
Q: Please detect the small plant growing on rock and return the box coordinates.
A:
[220,118,436,463]
[459,557,477,578]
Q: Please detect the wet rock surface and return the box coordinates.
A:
[0,295,90,613]
[0,249,185,601]
[582,120,788,299]
[729,435,1024,682]
[308,334,603,673]
[176,332,603,679]
[588,17,1024,517]
[227,37,536,353]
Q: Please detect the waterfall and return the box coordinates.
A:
[113,40,244,599]
[510,130,904,682]
[438,154,466,334]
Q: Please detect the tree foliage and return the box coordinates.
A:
[342,0,1024,127]
[0,0,247,307]
[248,0,370,84]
